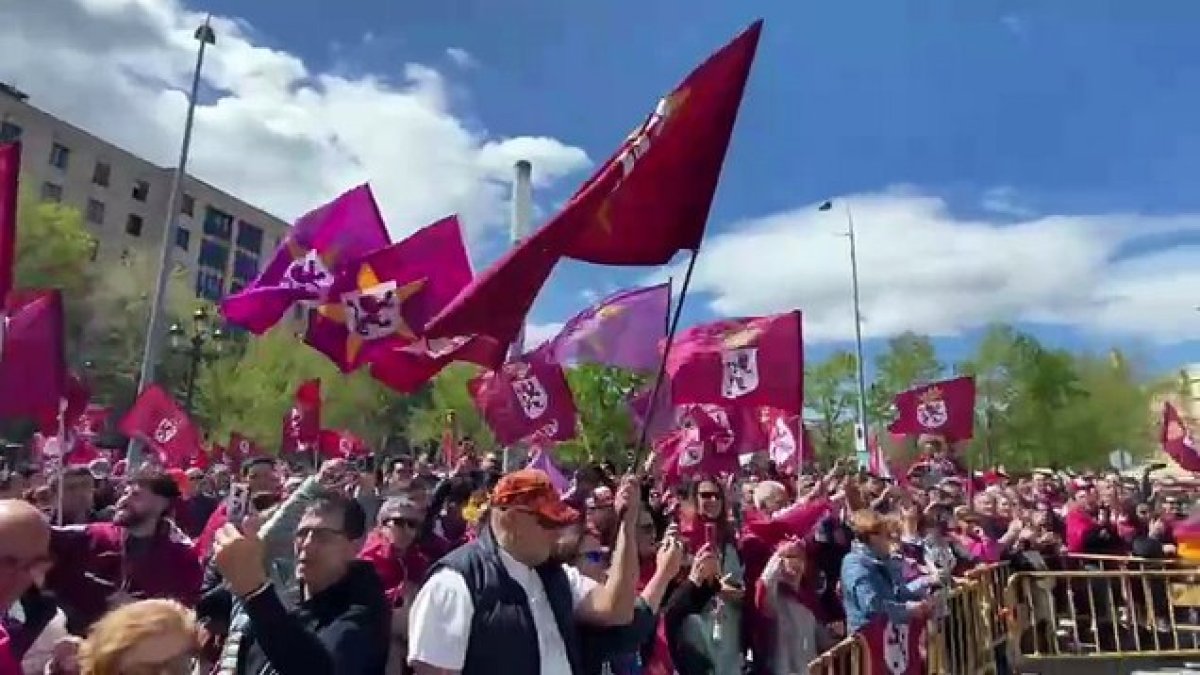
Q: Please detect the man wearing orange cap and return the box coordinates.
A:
[408,469,642,675]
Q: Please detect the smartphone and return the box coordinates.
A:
[226,483,251,526]
[703,523,719,551]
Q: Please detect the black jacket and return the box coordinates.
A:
[237,561,389,675]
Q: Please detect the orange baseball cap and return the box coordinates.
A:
[491,469,578,527]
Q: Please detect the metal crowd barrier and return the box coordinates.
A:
[806,634,869,675]
[1004,566,1200,662]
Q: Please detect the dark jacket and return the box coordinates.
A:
[236,561,389,675]
[663,579,719,675]
[434,523,584,675]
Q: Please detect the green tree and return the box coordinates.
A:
[556,365,645,466]
[404,364,494,453]
[805,350,858,460]
[195,328,423,453]
[13,196,97,354]
[868,332,944,423]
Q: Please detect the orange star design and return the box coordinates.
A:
[318,263,426,364]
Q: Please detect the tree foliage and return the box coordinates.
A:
[807,323,1157,471]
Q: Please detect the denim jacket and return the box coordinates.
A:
[840,542,926,633]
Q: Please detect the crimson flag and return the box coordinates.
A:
[654,405,740,485]
[468,347,577,445]
[887,376,976,442]
[281,379,321,455]
[424,22,763,365]
[564,21,761,265]
[858,615,929,675]
[369,335,504,394]
[318,429,369,460]
[1162,402,1200,472]
[666,311,802,414]
[760,408,803,471]
[118,384,201,468]
[227,432,261,469]
[0,290,66,422]
[0,142,18,305]
[74,404,111,438]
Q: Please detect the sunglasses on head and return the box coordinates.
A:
[385,517,421,530]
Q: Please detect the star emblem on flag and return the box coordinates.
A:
[317,263,426,364]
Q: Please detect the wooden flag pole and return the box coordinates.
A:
[631,249,699,472]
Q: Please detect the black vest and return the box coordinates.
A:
[432,524,583,675]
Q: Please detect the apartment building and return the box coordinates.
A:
[0,82,289,304]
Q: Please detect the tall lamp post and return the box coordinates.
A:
[129,14,215,466]
[821,199,872,468]
[169,307,223,413]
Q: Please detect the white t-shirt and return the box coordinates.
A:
[407,549,599,674]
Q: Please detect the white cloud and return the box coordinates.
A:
[667,190,1200,345]
[980,186,1034,218]
[0,0,590,243]
[524,322,565,349]
[445,47,475,68]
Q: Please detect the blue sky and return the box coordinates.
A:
[8,0,1200,377]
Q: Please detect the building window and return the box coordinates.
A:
[92,162,111,187]
[0,121,20,143]
[125,214,144,237]
[235,221,264,255]
[131,180,150,202]
[180,193,195,216]
[202,206,234,240]
[176,226,191,251]
[198,238,230,270]
[40,182,63,203]
[85,199,106,225]
[194,269,225,302]
[232,251,259,283]
[49,143,69,170]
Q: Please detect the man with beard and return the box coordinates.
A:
[45,473,203,633]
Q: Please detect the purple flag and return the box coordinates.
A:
[221,184,391,334]
[527,446,571,494]
[628,382,675,442]
[305,215,473,372]
[547,283,670,371]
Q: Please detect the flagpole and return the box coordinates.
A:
[823,200,871,469]
[55,397,67,526]
[129,14,216,468]
[504,159,533,473]
[632,249,699,472]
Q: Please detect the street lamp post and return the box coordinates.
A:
[129,14,215,465]
[168,307,223,413]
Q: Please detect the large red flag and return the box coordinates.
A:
[0,142,18,306]
[858,615,928,675]
[281,379,321,455]
[424,22,763,365]
[118,384,200,468]
[666,311,803,414]
[563,21,761,265]
[468,347,578,445]
[1162,402,1200,472]
[888,376,976,442]
[369,335,504,394]
[654,406,741,485]
[0,290,65,422]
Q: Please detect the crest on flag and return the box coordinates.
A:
[281,249,333,295]
[770,417,796,464]
[1167,420,1196,449]
[153,418,179,444]
[916,386,948,429]
[506,363,549,420]
[338,435,354,455]
[721,348,759,399]
[615,89,691,182]
[343,281,401,340]
[678,436,705,468]
[287,408,304,436]
[883,621,911,674]
[237,439,251,455]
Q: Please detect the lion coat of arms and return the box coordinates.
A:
[915,386,949,429]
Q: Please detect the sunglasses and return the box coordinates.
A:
[697,491,722,500]
[385,517,421,530]
[580,550,610,565]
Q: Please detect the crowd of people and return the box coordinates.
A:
[0,433,1191,675]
